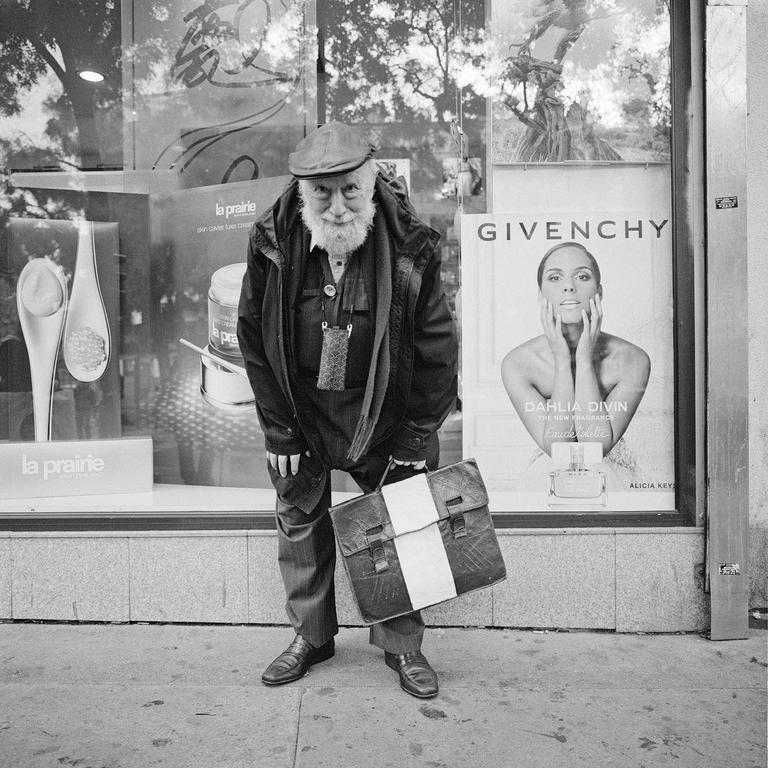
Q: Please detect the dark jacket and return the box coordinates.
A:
[237,173,458,504]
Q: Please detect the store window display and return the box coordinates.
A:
[0,0,683,522]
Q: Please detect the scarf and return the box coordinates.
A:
[346,208,392,461]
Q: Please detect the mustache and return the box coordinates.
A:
[321,214,355,224]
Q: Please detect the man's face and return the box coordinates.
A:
[298,163,376,256]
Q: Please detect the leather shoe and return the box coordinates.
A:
[261,635,335,686]
[384,651,439,698]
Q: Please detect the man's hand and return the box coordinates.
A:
[393,458,426,470]
[267,452,301,477]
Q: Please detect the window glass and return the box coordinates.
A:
[489,0,671,163]
[0,0,680,517]
[1,1,312,494]
[322,0,489,479]
[459,0,677,514]
[0,0,485,497]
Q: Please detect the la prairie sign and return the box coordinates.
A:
[0,438,152,499]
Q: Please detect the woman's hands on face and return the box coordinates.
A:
[539,296,571,364]
[576,294,603,361]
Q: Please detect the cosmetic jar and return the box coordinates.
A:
[200,351,254,410]
[208,263,247,360]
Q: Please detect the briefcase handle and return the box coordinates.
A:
[375,456,428,491]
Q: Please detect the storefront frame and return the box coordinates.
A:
[1,0,706,532]
[2,0,758,638]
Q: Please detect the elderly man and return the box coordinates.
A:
[237,122,458,698]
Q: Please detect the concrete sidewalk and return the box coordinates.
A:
[0,623,765,768]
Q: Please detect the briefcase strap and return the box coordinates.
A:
[375,456,429,490]
[375,458,397,490]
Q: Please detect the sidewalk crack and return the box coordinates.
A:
[292,688,305,767]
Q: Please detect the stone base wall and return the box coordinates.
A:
[0,528,709,632]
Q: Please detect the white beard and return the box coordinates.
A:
[299,190,376,257]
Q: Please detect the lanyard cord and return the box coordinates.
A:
[320,254,359,333]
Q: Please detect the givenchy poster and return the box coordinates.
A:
[460,211,675,512]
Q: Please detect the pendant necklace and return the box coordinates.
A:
[317,255,359,391]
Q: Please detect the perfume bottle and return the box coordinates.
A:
[547,444,607,507]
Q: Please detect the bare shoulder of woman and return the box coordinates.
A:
[502,336,551,395]
[503,336,549,374]
[601,334,651,379]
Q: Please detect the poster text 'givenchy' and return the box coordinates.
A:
[476,219,669,242]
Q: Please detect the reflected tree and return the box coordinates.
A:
[495,0,670,162]
[324,0,485,127]
[0,0,122,169]
[0,156,84,271]
[499,0,623,161]
[321,0,487,202]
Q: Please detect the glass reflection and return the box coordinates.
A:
[0,0,673,492]
[487,0,671,163]
[126,0,310,187]
[0,0,123,171]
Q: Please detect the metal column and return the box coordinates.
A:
[705,0,749,640]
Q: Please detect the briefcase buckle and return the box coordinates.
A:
[365,526,389,574]
[445,496,467,539]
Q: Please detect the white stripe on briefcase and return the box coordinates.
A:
[381,473,458,610]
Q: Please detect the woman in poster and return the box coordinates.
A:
[501,242,650,488]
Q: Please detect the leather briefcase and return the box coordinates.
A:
[329,459,506,624]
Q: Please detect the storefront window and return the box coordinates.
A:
[321,0,488,482]
[0,0,484,503]
[0,0,692,523]
[458,0,688,521]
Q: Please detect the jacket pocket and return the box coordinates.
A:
[268,450,325,511]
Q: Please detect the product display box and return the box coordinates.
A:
[0,437,152,499]
[147,177,289,488]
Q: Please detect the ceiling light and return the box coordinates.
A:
[77,70,105,83]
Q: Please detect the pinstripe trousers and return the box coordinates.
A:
[272,370,440,653]
[275,472,425,653]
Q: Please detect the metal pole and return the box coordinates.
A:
[705,0,749,641]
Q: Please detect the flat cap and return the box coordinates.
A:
[288,121,376,179]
